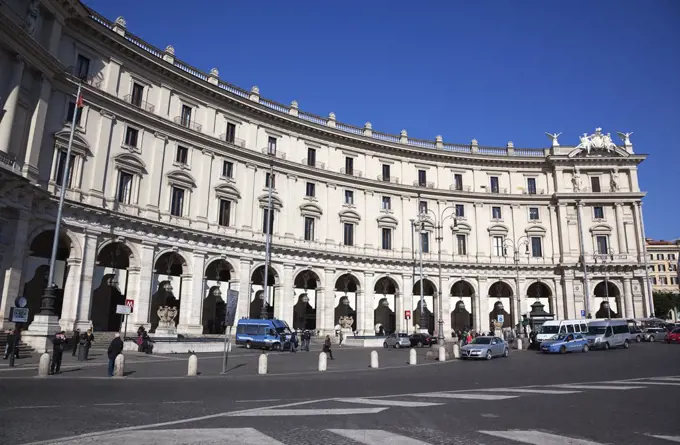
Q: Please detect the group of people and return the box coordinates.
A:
[135,326,154,354]
[278,330,335,360]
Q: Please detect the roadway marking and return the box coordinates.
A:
[647,435,680,443]
[415,392,518,400]
[336,397,443,407]
[648,376,680,382]
[14,405,60,410]
[44,428,286,445]
[477,388,581,395]
[235,399,281,403]
[615,381,680,387]
[227,407,387,417]
[93,403,126,407]
[161,401,202,404]
[480,430,605,445]
[554,384,645,390]
[328,429,431,445]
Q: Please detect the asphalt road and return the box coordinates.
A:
[1,341,679,444]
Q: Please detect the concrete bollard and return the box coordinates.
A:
[38,353,50,377]
[258,352,268,375]
[188,354,198,376]
[370,350,379,368]
[438,345,446,362]
[516,338,523,350]
[453,343,461,359]
[409,348,417,365]
[318,352,327,371]
[114,354,125,377]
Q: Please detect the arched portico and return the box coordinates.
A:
[488,280,513,332]
[525,281,553,316]
[202,259,234,334]
[373,276,398,335]
[333,273,360,332]
[450,280,474,334]
[292,269,320,330]
[593,281,621,318]
[150,251,186,332]
[412,278,436,334]
[90,241,133,331]
[250,265,278,319]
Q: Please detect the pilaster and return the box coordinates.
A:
[132,242,155,328]
[237,258,252,320]
[614,203,627,254]
[178,272,200,335]
[321,268,335,334]
[74,232,99,330]
[281,264,294,326]
[104,57,122,95]
[59,258,82,331]
[361,271,374,335]
[123,266,140,334]
[0,211,31,328]
[0,56,25,154]
[87,110,116,206]
[623,277,634,319]
[22,76,52,182]
[145,132,169,216]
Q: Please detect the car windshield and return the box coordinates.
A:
[275,326,291,335]
[471,337,492,345]
[587,326,606,335]
[672,329,680,334]
[541,325,559,334]
[555,335,568,341]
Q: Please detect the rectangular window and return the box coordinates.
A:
[382,196,391,210]
[124,126,139,147]
[657,253,664,260]
[591,176,601,192]
[343,223,354,246]
[66,101,82,126]
[262,208,274,235]
[527,177,537,194]
[267,136,277,155]
[493,236,504,256]
[225,122,236,143]
[116,171,133,204]
[305,182,316,197]
[419,201,428,214]
[382,164,391,181]
[175,145,188,164]
[170,186,185,216]
[131,83,144,107]
[454,174,463,191]
[490,176,499,193]
[660,277,668,285]
[222,160,233,178]
[669,253,676,260]
[307,147,316,166]
[456,234,467,255]
[455,204,465,217]
[76,54,90,79]
[344,157,354,175]
[218,199,231,226]
[596,235,609,255]
[418,170,427,186]
[304,217,315,241]
[529,207,539,220]
[265,172,275,189]
[492,206,502,219]
[381,228,392,250]
[180,105,192,127]
[421,232,430,253]
[531,236,543,257]
[672,277,678,285]
[659,264,666,272]
[594,206,604,219]
[54,151,76,187]
[344,190,354,205]
[651,277,657,285]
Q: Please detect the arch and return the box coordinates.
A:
[293,269,321,330]
[453,222,472,234]
[153,251,187,276]
[374,276,398,294]
[250,264,280,285]
[488,280,514,330]
[488,224,509,236]
[215,183,241,201]
[567,146,630,158]
[338,209,361,223]
[92,241,133,331]
[333,273,360,332]
[204,258,233,281]
[376,215,398,229]
[412,278,437,295]
[96,241,137,269]
[526,281,552,299]
[450,280,474,333]
[450,280,475,297]
[488,280,513,298]
[167,170,197,188]
[525,225,547,235]
[54,129,92,157]
[334,272,361,292]
[28,230,72,261]
[113,153,147,174]
[250,264,278,319]
[294,269,321,290]
[373,276,398,335]
[204,256,238,278]
[300,202,323,217]
[590,224,613,235]
[592,281,622,319]
[26,224,83,260]
[257,194,283,209]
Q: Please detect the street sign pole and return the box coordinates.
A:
[222,289,239,375]
[222,325,232,374]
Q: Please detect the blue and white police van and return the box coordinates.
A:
[235,318,292,351]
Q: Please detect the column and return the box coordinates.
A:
[441,281,452,338]
[47,17,63,57]
[281,264,294,326]
[473,203,482,260]
[0,56,25,154]
[395,291,404,334]
[237,165,256,230]
[22,76,52,182]
[59,258,83,331]
[74,232,99,330]
[615,203,627,254]
[87,110,116,205]
[634,202,653,316]
[182,251,206,334]
[273,284,283,320]
[321,268,335,335]
[478,278,490,332]
[401,197,411,254]
[177,273,194,334]
[145,133,168,215]
[557,204,570,262]
[361,271,374,335]
[124,266,140,334]
[132,242,155,328]
[623,277,634,319]
[104,58,122,95]
[237,258,252,320]
[284,176,296,238]
[195,151,213,221]
[515,276,525,325]
[0,211,30,328]
[402,273,414,333]
[547,205,559,262]
[472,290,481,332]
[562,278,576,319]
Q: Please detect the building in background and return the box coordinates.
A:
[0,1,655,347]
[646,239,680,292]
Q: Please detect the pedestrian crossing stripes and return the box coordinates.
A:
[335,397,443,407]
[413,392,519,400]
[43,428,680,444]
[476,388,582,395]
[227,407,387,417]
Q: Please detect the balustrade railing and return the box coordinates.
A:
[377,175,399,184]
[220,135,246,147]
[449,184,473,192]
[173,116,202,132]
[123,94,155,113]
[261,148,286,160]
[340,167,363,177]
[413,180,435,188]
[0,151,17,171]
[302,158,325,169]
[260,98,290,114]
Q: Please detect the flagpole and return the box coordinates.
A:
[40,80,83,315]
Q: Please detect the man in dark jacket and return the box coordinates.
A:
[51,332,66,374]
[71,329,80,356]
[107,333,124,377]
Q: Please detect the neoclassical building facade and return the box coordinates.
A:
[0,0,654,339]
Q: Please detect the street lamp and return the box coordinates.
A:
[260,149,276,320]
[412,219,427,334]
[593,248,616,319]
[503,236,530,329]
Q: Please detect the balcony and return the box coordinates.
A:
[261,148,286,160]
[123,94,155,113]
[65,66,103,88]
[220,134,245,147]
[0,151,17,172]
[377,175,399,184]
[340,167,363,177]
[483,186,509,194]
[449,184,472,192]
[522,188,545,195]
[413,180,435,188]
[302,158,325,169]
[174,116,202,132]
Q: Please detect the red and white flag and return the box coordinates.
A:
[75,93,84,108]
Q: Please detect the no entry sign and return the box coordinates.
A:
[125,299,134,312]
[404,310,411,319]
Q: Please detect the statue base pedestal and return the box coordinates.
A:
[152,326,178,339]
[23,315,61,353]
[340,327,353,335]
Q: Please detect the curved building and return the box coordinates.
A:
[0,2,653,341]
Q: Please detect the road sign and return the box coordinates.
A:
[404,310,411,319]
[580,309,586,317]
[9,307,29,323]
[116,305,132,315]
[497,314,504,324]
[125,299,134,313]
[14,296,27,308]
[224,289,239,327]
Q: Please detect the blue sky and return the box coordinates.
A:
[83,0,679,240]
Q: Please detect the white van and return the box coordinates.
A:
[536,320,589,342]
[584,319,630,350]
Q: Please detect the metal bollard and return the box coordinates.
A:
[258,352,268,375]
[438,345,446,362]
[38,353,50,377]
[516,338,523,350]
[409,348,417,365]
[453,343,461,359]
[188,354,198,376]
[114,354,125,377]
[370,350,379,368]
[318,352,327,371]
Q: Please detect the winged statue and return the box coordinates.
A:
[545,132,562,146]
[617,132,633,145]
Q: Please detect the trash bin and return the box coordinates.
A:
[78,342,87,361]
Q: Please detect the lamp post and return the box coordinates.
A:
[503,236,530,329]
[412,220,426,333]
[593,249,616,319]
[260,152,275,320]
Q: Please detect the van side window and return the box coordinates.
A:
[566,324,575,333]
[580,324,588,332]
[605,326,613,337]
[559,325,566,334]
[257,325,266,336]
[613,324,629,334]
[245,325,258,335]
[237,325,245,334]
[269,329,277,336]
[574,324,581,333]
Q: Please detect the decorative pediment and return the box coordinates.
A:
[113,153,147,174]
[339,209,361,223]
[300,202,323,217]
[453,222,472,234]
[376,215,398,228]
[589,224,612,235]
[488,223,509,236]
[54,129,92,157]
[166,170,197,188]
[257,193,283,209]
[215,183,241,200]
[525,224,547,235]
[567,128,631,158]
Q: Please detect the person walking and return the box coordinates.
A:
[323,335,334,360]
[107,333,124,377]
[71,329,80,357]
[289,331,298,353]
[84,329,94,360]
[3,329,14,359]
[50,331,66,375]
[302,330,311,352]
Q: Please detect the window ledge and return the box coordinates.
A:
[343,203,356,209]
[63,121,86,134]
[303,196,318,202]
[219,175,235,183]
[529,219,542,224]
[380,208,393,214]
[172,161,191,170]
[593,218,607,222]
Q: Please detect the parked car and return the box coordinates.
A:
[665,328,680,344]
[409,333,436,348]
[584,319,630,350]
[642,327,667,342]
[460,336,509,360]
[383,333,411,349]
[628,325,643,343]
[540,333,589,354]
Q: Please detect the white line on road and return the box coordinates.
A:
[14,405,60,410]
[476,388,582,395]
[42,428,287,445]
[415,392,518,400]
[336,397,443,407]
[648,376,680,382]
[647,434,680,443]
[235,399,281,403]
[227,408,387,417]
[161,401,202,404]
[554,384,645,390]
[480,430,605,445]
[93,403,127,406]
[328,429,431,445]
